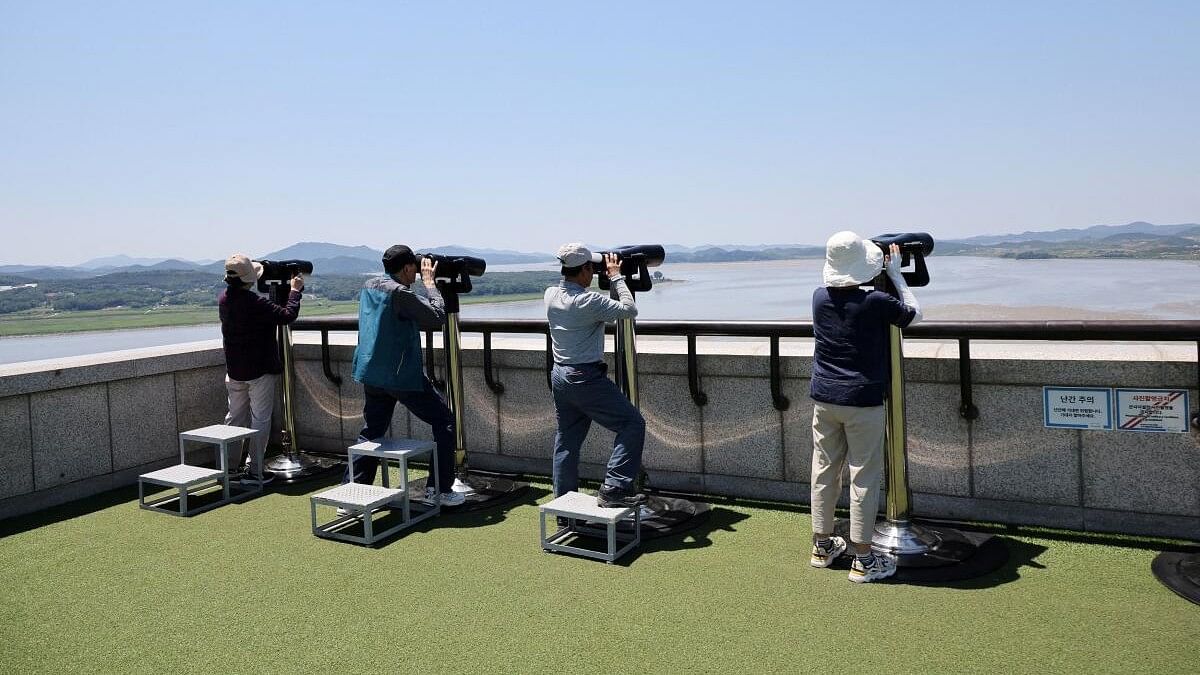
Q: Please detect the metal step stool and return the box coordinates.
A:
[138,424,260,516]
[310,438,440,545]
[540,491,642,563]
[310,483,436,546]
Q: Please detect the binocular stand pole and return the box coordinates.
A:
[435,309,527,509]
[869,325,978,568]
[264,324,337,482]
[613,315,710,538]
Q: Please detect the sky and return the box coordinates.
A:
[1,1,1198,266]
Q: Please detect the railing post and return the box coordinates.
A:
[319,329,342,387]
[769,335,789,411]
[687,334,708,406]
[1194,341,1200,429]
[482,331,504,395]
[958,338,977,419]
[425,330,444,390]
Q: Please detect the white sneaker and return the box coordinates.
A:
[423,487,466,507]
[810,535,848,568]
[848,553,897,583]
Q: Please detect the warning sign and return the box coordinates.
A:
[1043,387,1112,430]
[1115,389,1191,433]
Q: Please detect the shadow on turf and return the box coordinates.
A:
[320,483,555,547]
[541,506,750,567]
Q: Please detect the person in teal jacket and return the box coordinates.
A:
[343,244,465,507]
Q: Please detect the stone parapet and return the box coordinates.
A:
[2,336,1197,540]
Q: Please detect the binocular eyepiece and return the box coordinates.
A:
[255,259,313,293]
[419,253,487,311]
[596,244,666,293]
[869,233,934,287]
[420,253,487,279]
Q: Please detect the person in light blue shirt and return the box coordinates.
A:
[545,243,647,508]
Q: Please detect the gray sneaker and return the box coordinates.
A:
[810,536,848,568]
[848,553,897,583]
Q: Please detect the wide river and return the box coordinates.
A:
[2,256,1196,365]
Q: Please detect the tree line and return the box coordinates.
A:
[0,270,561,315]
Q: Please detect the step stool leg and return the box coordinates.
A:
[179,486,188,516]
[363,508,374,544]
[310,500,319,536]
[540,510,548,549]
[138,480,145,508]
[608,521,617,561]
[381,457,390,488]
[399,457,410,522]
[219,442,230,501]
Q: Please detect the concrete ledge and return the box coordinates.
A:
[0,455,180,522]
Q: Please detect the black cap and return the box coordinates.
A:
[382,244,416,273]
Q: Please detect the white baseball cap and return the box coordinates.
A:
[555,243,603,267]
[822,231,883,287]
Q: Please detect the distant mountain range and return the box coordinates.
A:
[2,221,1196,280]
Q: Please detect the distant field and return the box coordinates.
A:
[0,293,543,336]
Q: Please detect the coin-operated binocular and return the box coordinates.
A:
[596,245,666,293]
[249,258,335,481]
[414,253,527,505]
[255,259,314,299]
[420,253,486,312]
[869,233,934,287]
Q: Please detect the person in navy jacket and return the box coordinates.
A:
[807,232,922,583]
[342,244,464,507]
[218,253,303,485]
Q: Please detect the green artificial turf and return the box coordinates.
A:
[0,478,1196,674]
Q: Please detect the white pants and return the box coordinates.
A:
[223,373,277,474]
[810,400,886,544]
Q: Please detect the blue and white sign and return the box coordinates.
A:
[1115,389,1191,433]
[1044,387,1112,430]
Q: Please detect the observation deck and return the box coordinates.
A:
[0,319,1197,671]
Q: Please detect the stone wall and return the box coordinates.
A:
[2,338,1197,539]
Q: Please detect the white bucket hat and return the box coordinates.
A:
[822,231,883,287]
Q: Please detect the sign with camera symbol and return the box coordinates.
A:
[1115,389,1191,433]
[1043,387,1112,430]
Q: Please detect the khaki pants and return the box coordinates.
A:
[223,373,277,474]
[810,400,886,544]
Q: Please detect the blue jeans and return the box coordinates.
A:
[343,378,455,493]
[551,362,645,497]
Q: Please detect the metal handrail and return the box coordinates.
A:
[291,317,1200,426]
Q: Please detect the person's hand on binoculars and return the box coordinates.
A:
[289,274,305,292]
[420,257,437,288]
[884,243,902,278]
[604,253,622,279]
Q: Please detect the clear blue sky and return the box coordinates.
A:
[2,1,1197,265]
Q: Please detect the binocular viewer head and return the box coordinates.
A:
[869,232,934,287]
[420,253,487,279]
[255,259,313,293]
[596,244,666,293]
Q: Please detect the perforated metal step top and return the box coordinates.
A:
[139,464,225,487]
[540,491,634,523]
[312,482,404,509]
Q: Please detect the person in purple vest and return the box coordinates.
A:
[218,253,303,486]
[807,232,922,583]
[342,245,464,507]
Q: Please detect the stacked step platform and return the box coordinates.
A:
[138,424,263,517]
[310,438,439,546]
